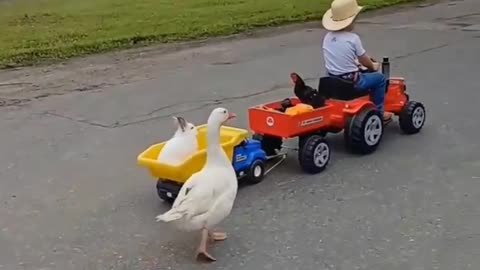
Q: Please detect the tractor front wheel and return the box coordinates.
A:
[399,101,426,134]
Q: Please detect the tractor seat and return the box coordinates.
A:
[318,76,368,101]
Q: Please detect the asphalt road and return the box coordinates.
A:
[1,0,480,269]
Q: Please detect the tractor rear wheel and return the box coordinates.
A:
[344,107,384,154]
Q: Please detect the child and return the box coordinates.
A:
[321,0,393,121]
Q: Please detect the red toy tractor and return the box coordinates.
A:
[248,57,426,174]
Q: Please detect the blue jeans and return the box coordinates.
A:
[355,72,387,114]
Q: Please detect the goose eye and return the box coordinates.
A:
[223,110,227,114]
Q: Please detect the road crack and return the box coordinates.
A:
[39,76,318,128]
[42,111,115,128]
[392,43,451,60]
[118,77,318,127]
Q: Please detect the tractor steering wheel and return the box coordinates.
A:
[356,57,379,73]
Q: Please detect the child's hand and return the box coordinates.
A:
[372,62,380,71]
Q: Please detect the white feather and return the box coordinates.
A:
[157,118,198,166]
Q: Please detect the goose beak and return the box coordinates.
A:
[222,113,237,125]
[223,113,236,124]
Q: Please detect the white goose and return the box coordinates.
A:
[156,107,238,262]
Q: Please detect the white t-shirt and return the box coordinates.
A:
[322,31,366,75]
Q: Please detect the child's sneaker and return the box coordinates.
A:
[383,112,393,124]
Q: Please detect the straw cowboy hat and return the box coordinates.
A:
[322,0,364,31]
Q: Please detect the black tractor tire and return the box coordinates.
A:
[344,107,384,154]
[298,135,331,174]
[399,101,426,134]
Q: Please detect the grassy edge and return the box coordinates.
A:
[1,0,421,69]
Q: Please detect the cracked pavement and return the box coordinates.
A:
[1,0,480,269]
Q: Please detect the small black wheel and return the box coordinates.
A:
[344,107,384,154]
[399,101,426,134]
[157,190,175,204]
[298,135,331,174]
[252,134,283,156]
[245,159,265,184]
[156,180,176,204]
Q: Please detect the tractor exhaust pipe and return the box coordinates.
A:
[382,57,390,91]
[381,57,390,79]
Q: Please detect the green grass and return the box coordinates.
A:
[0,0,415,68]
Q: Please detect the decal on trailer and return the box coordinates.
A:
[266,116,275,127]
[300,116,324,127]
[236,154,247,162]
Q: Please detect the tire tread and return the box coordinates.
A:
[298,135,330,174]
[344,107,383,154]
[399,101,425,134]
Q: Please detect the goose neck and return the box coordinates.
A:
[206,124,227,164]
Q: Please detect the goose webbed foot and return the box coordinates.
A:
[209,230,227,241]
[196,228,217,262]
